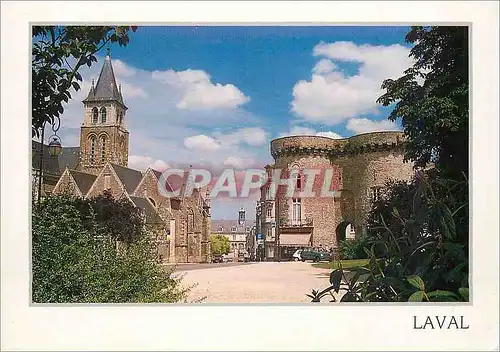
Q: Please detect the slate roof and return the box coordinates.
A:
[83,51,126,108]
[129,196,163,224]
[110,163,143,194]
[68,169,96,195]
[32,141,80,176]
[58,147,80,173]
[211,220,251,234]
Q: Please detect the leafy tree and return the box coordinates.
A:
[84,190,144,244]
[377,26,468,180]
[210,234,230,257]
[32,26,137,137]
[32,195,189,303]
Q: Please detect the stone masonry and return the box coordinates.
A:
[269,132,414,251]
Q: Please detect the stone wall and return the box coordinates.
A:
[85,163,127,199]
[270,131,414,248]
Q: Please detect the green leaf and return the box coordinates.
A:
[329,269,343,293]
[458,287,469,301]
[408,290,425,302]
[427,290,458,300]
[407,275,425,291]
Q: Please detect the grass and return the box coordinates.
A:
[312,258,369,270]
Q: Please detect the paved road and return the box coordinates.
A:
[164,262,254,272]
[174,261,341,303]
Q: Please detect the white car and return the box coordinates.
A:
[292,249,303,261]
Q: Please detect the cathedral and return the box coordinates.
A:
[34,50,211,264]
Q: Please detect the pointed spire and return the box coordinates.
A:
[83,47,127,109]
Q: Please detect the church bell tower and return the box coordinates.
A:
[79,48,129,174]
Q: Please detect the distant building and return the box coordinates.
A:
[257,164,277,260]
[210,207,252,258]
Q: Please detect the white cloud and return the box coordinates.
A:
[223,156,256,169]
[214,127,268,147]
[291,41,413,125]
[112,59,136,77]
[184,135,222,151]
[346,117,399,134]
[120,81,148,99]
[128,155,170,172]
[279,125,344,139]
[152,69,250,110]
[312,59,337,74]
[316,131,343,139]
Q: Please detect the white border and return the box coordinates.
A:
[1,1,499,351]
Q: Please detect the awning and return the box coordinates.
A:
[279,234,311,247]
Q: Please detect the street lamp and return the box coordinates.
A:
[47,136,62,157]
[36,117,62,205]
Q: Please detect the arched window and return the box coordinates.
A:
[89,136,96,165]
[92,107,98,124]
[100,135,106,163]
[118,111,123,124]
[100,107,107,123]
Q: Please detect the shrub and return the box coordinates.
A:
[309,173,468,303]
[32,195,189,303]
[338,236,371,260]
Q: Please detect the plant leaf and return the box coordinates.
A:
[329,270,343,293]
[408,290,425,302]
[407,275,425,291]
[458,287,469,301]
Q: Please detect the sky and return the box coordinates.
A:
[53,26,415,220]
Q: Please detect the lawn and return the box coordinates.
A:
[312,258,369,270]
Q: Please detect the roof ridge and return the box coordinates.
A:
[68,169,97,176]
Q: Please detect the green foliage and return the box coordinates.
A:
[338,236,372,260]
[210,234,230,257]
[32,26,138,137]
[377,26,468,180]
[86,190,145,244]
[32,195,188,303]
[310,174,468,302]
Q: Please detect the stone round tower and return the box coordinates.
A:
[270,135,346,250]
[270,131,413,251]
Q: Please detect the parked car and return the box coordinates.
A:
[212,256,223,263]
[300,248,331,262]
[292,249,303,261]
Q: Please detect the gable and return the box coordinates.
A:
[86,163,125,199]
[52,168,82,197]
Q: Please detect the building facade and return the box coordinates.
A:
[267,133,414,259]
[39,50,211,264]
[210,207,252,259]
[258,164,277,260]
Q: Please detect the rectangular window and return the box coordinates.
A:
[292,198,301,225]
[267,207,272,217]
[104,175,111,190]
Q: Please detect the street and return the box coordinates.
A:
[172,261,340,303]
[166,262,254,272]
